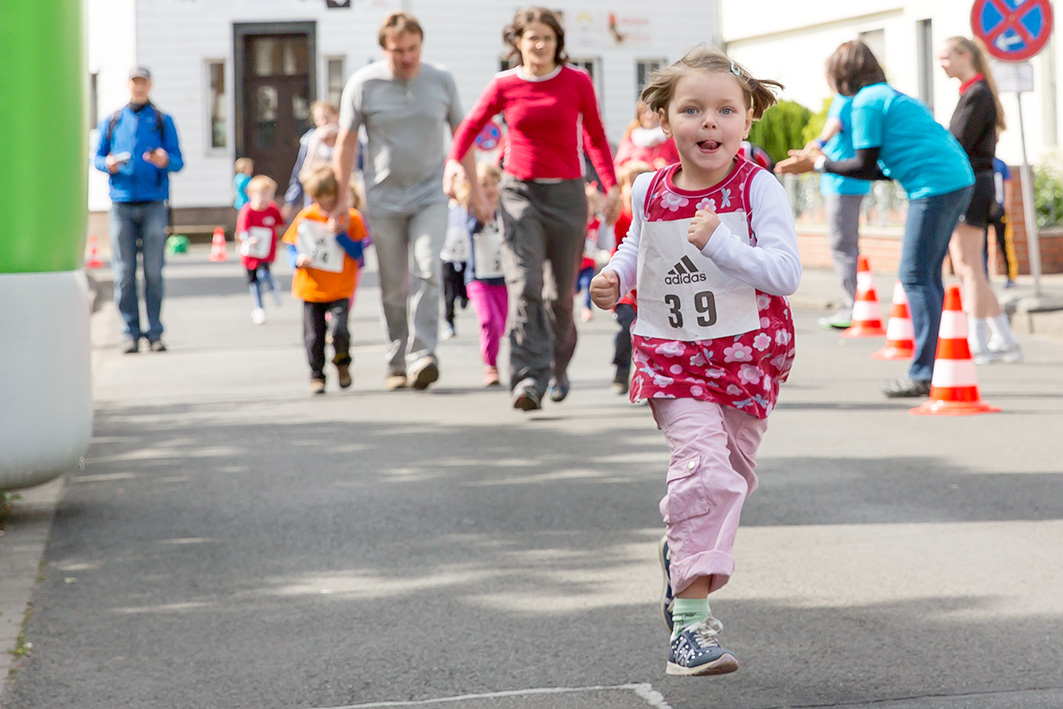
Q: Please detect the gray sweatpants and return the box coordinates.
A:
[367,201,448,374]
[499,177,587,396]
[825,192,865,310]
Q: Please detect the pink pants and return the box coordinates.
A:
[466,280,508,367]
[650,398,767,596]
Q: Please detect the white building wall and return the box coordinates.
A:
[87,0,720,212]
[87,0,138,212]
[720,0,1059,169]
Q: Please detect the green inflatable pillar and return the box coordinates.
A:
[0,1,93,489]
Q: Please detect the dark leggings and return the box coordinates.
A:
[442,261,468,325]
[612,303,636,375]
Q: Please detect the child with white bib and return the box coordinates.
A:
[590,46,801,677]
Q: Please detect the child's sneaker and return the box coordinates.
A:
[667,620,739,676]
[988,340,1023,363]
[251,308,267,325]
[612,367,629,395]
[337,362,352,389]
[658,536,674,632]
[442,323,455,340]
[309,378,326,395]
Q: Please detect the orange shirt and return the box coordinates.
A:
[282,204,366,303]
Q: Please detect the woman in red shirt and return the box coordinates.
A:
[448,6,618,411]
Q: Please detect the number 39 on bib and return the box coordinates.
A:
[632,216,761,342]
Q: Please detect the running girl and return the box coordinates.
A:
[590,46,800,676]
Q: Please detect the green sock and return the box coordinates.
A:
[671,597,709,640]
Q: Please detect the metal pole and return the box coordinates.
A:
[1016,91,1044,296]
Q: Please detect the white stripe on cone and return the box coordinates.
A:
[851,299,882,322]
[929,359,978,387]
[938,310,967,340]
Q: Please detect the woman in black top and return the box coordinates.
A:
[939,36,1021,362]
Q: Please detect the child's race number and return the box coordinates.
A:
[664,291,718,329]
[296,221,344,273]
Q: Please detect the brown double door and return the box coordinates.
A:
[237,26,316,190]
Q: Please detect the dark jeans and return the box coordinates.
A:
[302,299,351,381]
[110,200,169,341]
[898,185,973,381]
[612,303,636,375]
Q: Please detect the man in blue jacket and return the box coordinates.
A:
[94,66,183,353]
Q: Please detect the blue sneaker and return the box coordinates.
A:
[667,620,739,676]
[549,373,570,402]
[658,536,674,632]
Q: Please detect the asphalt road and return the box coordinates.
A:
[3,248,1063,708]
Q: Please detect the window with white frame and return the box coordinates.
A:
[916,20,934,111]
[89,72,98,131]
[636,58,666,95]
[570,57,602,97]
[326,56,345,107]
[207,60,226,149]
[859,29,886,68]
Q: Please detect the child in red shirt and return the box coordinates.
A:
[281,165,367,395]
[235,175,284,324]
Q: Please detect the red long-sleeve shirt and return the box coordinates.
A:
[449,66,617,190]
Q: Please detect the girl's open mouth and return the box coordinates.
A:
[697,140,721,151]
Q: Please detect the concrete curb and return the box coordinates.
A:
[0,478,65,700]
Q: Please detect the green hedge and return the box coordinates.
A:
[748,99,812,164]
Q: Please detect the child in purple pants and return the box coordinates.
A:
[463,163,508,387]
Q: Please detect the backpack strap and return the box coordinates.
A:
[105,103,167,144]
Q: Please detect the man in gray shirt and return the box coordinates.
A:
[334,11,484,391]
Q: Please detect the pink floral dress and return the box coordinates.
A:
[629,160,796,419]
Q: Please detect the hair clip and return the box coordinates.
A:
[730,61,741,77]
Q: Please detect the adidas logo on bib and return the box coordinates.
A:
[665,256,707,285]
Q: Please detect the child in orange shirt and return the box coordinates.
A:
[282,165,367,395]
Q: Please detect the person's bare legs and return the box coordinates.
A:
[949,222,1002,319]
[950,222,1020,359]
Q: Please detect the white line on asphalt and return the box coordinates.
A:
[311,682,673,709]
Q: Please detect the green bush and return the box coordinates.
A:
[1034,149,1063,228]
[748,99,812,164]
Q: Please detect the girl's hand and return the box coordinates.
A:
[296,254,312,269]
[589,270,621,309]
[688,209,720,250]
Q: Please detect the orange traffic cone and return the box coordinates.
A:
[841,255,885,338]
[872,281,914,360]
[208,227,228,262]
[911,284,999,416]
[85,234,104,268]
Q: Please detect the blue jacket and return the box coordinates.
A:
[93,103,183,203]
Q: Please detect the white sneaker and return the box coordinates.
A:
[989,341,1023,363]
[971,348,999,365]
[251,308,267,325]
[441,323,455,340]
[817,310,852,330]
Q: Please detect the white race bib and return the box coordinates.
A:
[472,220,505,280]
[296,220,344,273]
[240,226,273,259]
[631,214,760,341]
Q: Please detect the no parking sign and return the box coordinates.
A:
[971,0,1053,61]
